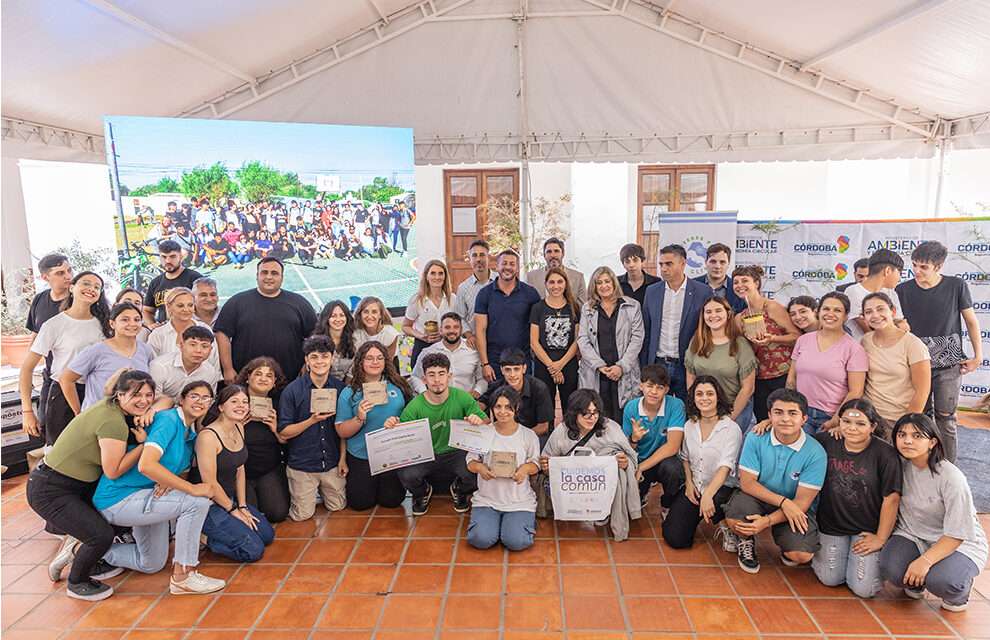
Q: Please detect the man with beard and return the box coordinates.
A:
[142,240,203,326]
[475,249,541,382]
[525,237,587,304]
[410,312,487,398]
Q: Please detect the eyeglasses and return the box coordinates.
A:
[580,410,600,418]
[186,393,213,403]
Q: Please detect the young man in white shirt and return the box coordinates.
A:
[410,312,487,398]
[149,326,221,400]
[844,249,910,340]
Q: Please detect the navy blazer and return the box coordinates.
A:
[693,274,746,313]
[640,278,714,366]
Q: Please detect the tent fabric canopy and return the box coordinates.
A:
[3,0,990,163]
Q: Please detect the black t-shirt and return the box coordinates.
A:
[478,376,555,429]
[529,300,578,359]
[895,276,973,369]
[814,433,902,536]
[27,291,65,378]
[143,268,203,323]
[618,272,661,309]
[213,289,318,377]
[243,419,284,479]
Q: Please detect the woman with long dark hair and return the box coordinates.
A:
[234,357,289,522]
[335,341,414,510]
[27,370,153,601]
[811,398,901,597]
[93,380,225,595]
[661,375,742,550]
[530,266,581,414]
[879,413,987,611]
[196,385,276,562]
[313,300,357,381]
[19,271,111,445]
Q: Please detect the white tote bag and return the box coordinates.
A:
[548,454,619,521]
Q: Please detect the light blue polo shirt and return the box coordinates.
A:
[737,429,827,500]
[621,395,686,462]
[92,408,197,511]
[337,382,407,460]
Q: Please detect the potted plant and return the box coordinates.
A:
[1,268,36,367]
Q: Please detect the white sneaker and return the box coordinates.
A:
[48,535,80,581]
[942,600,968,612]
[904,587,926,600]
[170,570,226,595]
[715,522,738,553]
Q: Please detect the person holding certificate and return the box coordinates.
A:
[385,352,487,516]
[465,386,541,551]
[277,336,348,521]
[335,341,415,511]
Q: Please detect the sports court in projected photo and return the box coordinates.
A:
[105,116,418,309]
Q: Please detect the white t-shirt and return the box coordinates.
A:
[29,313,104,381]
[679,417,743,490]
[147,320,220,371]
[467,424,540,512]
[845,283,904,340]
[354,324,401,350]
[404,293,457,335]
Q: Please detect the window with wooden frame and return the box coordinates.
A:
[443,168,519,289]
[636,164,716,273]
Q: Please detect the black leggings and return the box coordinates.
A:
[661,484,735,549]
[410,338,431,370]
[533,357,578,415]
[753,374,788,422]
[45,382,85,446]
[345,452,406,511]
[640,456,685,508]
[246,465,290,523]
[26,464,113,584]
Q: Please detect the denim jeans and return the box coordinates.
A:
[805,407,832,434]
[660,360,688,401]
[467,507,536,551]
[880,534,979,605]
[101,488,212,572]
[812,533,883,598]
[734,399,755,434]
[201,503,275,563]
[928,366,961,463]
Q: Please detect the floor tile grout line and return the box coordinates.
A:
[306,507,373,640]
[716,533,761,636]
[553,517,569,637]
[367,502,417,640]
[431,503,464,640]
[781,564,829,637]
[601,519,634,639]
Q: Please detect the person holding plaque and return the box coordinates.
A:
[386,352,487,516]
[336,341,415,511]
[235,357,289,523]
[465,386,541,551]
[277,336,348,521]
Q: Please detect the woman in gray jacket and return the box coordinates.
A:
[577,266,645,422]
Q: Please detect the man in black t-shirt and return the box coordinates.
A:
[24,253,73,436]
[143,240,203,326]
[895,241,982,463]
[214,257,318,383]
[477,348,554,441]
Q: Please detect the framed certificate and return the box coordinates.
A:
[447,419,495,454]
[365,418,436,475]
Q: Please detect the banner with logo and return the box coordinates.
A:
[658,211,739,279]
[734,217,990,407]
[548,455,619,521]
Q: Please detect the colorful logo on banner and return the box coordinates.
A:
[835,263,848,280]
[836,235,850,253]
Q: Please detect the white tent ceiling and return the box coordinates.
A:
[3,0,990,163]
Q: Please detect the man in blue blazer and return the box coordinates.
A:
[640,244,714,400]
[693,242,746,313]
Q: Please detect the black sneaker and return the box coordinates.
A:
[411,484,433,516]
[113,531,136,545]
[67,579,114,601]
[90,560,124,581]
[450,484,470,514]
[736,537,760,574]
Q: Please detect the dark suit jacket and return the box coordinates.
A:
[640,278,714,366]
[693,274,746,313]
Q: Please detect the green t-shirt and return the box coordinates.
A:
[684,337,758,403]
[44,399,129,483]
[399,387,486,454]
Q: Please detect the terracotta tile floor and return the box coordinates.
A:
[3,473,988,639]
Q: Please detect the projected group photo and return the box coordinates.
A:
[106,116,418,308]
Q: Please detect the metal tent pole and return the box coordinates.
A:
[516,0,532,267]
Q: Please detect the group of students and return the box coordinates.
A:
[18,234,986,614]
[147,195,415,270]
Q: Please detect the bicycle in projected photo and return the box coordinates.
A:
[118,239,160,291]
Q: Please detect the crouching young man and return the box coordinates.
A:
[385,353,487,516]
[724,388,827,573]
